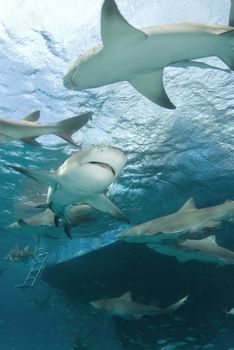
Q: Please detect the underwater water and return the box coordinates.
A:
[0,0,234,349]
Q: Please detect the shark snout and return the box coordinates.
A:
[63,67,81,90]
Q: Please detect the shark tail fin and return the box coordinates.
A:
[219,30,234,70]
[164,295,188,314]
[55,112,93,146]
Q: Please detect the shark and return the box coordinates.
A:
[10,146,128,238]
[226,306,234,316]
[147,235,234,265]
[63,0,234,109]
[7,204,93,231]
[90,291,188,319]
[4,245,36,264]
[120,198,234,243]
[0,110,92,146]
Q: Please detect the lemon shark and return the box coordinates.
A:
[4,245,35,264]
[63,0,234,109]
[90,291,188,319]
[120,198,234,243]
[147,235,234,265]
[7,204,93,231]
[10,146,128,238]
[0,110,92,146]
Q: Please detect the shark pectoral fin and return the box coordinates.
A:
[219,30,234,70]
[204,221,221,229]
[21,137,41,146]
[22,111,40,122]
[176,255,192,263]
[86,194,129,223]
[129,70,175,109]
[101,0,146,46]
[146,243,161,253]
[9,165,58,188]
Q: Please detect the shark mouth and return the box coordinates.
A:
[88,161,115,176]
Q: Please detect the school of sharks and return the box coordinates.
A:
[1,0,234,342]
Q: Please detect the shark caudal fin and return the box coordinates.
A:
[219,30,234,70]
[164,295,189,314]
[9,165,58,188]
[55,112,92,146]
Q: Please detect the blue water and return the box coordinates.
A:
[1,0,234,349]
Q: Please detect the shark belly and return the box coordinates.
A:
[0,122,55,139]
[68,31,221,90]
[143,32,220,68]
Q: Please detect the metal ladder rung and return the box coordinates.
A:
[15,252,48,289]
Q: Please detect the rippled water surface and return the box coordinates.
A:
[1,1,234,349]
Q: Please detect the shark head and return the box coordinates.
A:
[58,146,127,193]
[63,46,104,90]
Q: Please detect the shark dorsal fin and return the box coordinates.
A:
[179,198,196,212]
[101,0,146,46]
[200,235,217,244]
[22,111,40,123]
[225,199,232,204]
[120,291,132,301]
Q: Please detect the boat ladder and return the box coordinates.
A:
[15,252,48,290]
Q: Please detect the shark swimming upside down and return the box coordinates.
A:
[63,0,234,109]
[10,146,129,238]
